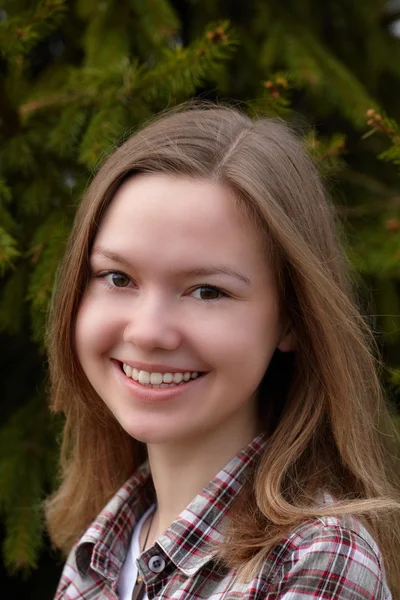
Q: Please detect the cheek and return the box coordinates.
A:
[75,297,120,362]
[192,302,280,374]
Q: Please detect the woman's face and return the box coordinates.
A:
[75,174,293,446]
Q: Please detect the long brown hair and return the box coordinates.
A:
[45,103,400,593]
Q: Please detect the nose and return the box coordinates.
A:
[122,293,182,352]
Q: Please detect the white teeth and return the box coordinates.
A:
[150,372,163,385]
[122,365,202,387]
[138,371,150,384]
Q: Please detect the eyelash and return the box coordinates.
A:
[94,270,228,302]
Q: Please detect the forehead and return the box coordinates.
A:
[94,174,269,277]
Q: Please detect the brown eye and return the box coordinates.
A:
[104,272,131,288]
[192,285,223,301]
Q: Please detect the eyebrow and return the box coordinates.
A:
[91,246,251,286]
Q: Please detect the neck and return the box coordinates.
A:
[145,419,261,546]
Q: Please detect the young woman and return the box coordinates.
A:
[45,104,400,599]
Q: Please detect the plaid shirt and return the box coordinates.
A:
[54,434,392,600]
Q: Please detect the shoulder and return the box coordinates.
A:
[54,464,154,599]
[261,514,392,599]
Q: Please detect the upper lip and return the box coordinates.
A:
[117,360,204,374]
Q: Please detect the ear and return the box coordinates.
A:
[277,325,296,352]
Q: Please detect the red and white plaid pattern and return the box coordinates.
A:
[54,434,392,599]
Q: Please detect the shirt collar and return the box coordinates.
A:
[75,460,156,580]
[75,432,268,581]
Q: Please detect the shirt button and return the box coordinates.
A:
[148,555,165,573]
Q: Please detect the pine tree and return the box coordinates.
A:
[1,0,400,595]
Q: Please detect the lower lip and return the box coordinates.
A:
[112,360,207,403]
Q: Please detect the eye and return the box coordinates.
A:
[99,271,132,288]
[191,285,225,301]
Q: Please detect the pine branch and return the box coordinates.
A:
[250,75,346,176]
[365,108,400,144]
[0,396,59,573]
[63,21,237,168]
[0,227,20,274]
[26,212,72,344]
[133,22,237,101]
[258,23,285,70]
[364,108,400,167]
[249,73,297,118]
[304,130,346,176]
[0,179,18,234]
[129,0,180,51]
[1,134,36,175]
[278,26,378,126]
[0,0,67,61]
[19,21,237,119]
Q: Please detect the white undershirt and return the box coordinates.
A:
[118,504,156,600]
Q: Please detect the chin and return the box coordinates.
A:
[121,422,178,445]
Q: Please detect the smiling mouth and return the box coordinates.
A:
[118,362,206,388]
